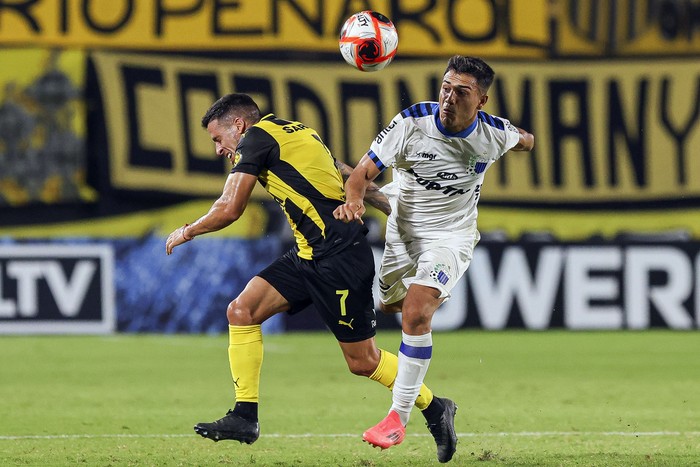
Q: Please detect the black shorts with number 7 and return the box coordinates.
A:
[258,235,377,343]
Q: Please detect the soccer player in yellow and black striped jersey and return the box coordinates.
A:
[165,94,448,447]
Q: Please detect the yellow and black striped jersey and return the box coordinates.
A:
[231,114,366,260]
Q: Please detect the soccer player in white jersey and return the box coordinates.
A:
[334,55,535,463]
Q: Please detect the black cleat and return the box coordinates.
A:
[426,397,458,463]
[194,410,260,444]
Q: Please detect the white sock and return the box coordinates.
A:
[390,331,432,426]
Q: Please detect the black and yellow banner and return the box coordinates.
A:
[92,51,700,206]
[2,0,699,57]
[484,59,700,205]
[0,48,95,206]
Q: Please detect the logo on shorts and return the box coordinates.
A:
[378,278,390,292]
[338,318,354,330]
[430,263,450,285]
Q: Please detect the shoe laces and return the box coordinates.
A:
[210,410,236,425]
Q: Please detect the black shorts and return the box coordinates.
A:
[258,235,377,343]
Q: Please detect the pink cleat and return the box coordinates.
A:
[362,410,406,449]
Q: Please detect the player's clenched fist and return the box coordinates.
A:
[333,201,365,224]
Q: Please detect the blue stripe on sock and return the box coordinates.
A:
[399,342,432,359]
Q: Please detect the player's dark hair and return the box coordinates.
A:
[445,55,495,94]
[201,93,261,128]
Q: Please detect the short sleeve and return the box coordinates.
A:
[498,117,521,154]
[230,127,277,176]
[368,113,405,172]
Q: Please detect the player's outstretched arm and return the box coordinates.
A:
[166,172,257,255]
[512,127,535,151]
[336,159,391,216]
[333,153,383,224]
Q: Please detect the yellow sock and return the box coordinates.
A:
[228,324,263,403]
[369,348,433,410]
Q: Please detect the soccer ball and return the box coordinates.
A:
[339,11,398,72]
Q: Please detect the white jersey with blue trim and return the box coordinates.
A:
[370,101,520,242]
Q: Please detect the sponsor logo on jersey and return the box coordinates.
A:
[375,120,398,144]
[407,169,469,197]
[416,152,438,161]
[437,171,457,180]
[233,151,242,167]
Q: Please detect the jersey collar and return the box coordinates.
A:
[433,107,478,138]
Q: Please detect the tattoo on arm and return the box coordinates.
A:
[364,183,391,216]
[335,160,391,216]
[335,160,353,181]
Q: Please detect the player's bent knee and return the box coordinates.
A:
[226,299,255,325]
[401,313,432,333]
[347,360,377,377]
[343,348,380,377]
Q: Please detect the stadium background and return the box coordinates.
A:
[0,0,699,335]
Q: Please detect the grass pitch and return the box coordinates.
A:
[1,330,699,466]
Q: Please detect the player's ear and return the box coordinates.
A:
[477,94,488,110]
[234,116,246,133]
